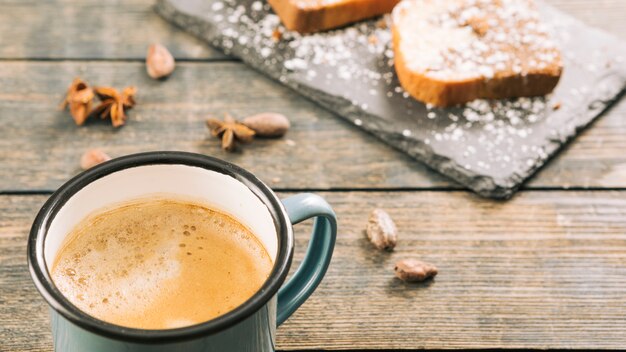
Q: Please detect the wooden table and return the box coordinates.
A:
[1,1,625,350]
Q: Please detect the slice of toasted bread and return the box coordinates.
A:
[268,0,401,34]
[392,0,563,107]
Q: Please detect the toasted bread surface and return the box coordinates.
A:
[392,0,563,107]
[268,0,400,33]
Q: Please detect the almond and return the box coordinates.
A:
[365,208,397,251]
[242,112,290,138]
[146,44,175,79]
[80,149,111,170]
[394,259,438,282]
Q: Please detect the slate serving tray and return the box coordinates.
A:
[156,0,626,199]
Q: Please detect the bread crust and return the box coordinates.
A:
[393,29,562,107]
[392,0,563,107]
[268,0,400,34]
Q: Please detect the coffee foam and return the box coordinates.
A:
[51,199,273,329]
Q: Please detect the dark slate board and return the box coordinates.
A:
[156,0,626,199]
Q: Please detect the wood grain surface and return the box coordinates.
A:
[0,0,623,60]
[1,0,626,350]
[0,61,624,192]
[0,0,223,60]
[2,192,626,350]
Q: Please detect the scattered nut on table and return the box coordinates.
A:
[394,259,438,282]
[365,208,397,251]
[146,43,175,79]
[242,112,290,138]
[80,149,111,170]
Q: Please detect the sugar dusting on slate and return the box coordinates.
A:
[156,0,626,198]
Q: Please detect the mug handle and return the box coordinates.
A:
[277,193,337,326]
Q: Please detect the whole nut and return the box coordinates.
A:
[365,208,397,251]
[146,44,175,79]
[242,113,290,138]
[394,259,438,282]
[80,149,111,170]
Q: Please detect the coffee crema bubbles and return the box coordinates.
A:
[51,198,273,330]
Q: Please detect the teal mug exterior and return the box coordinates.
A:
[28,152,337,351]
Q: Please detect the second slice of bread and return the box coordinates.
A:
[268,0,401,34]
[392,0,563,107]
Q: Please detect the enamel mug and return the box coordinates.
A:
[28,151,337,351]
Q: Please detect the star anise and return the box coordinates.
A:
[206,113,256,151]
[59,78,94,125]
[92,86,137,127]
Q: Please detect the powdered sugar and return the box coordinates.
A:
[294,0,345,9]
[393,0,562,81]
[173,0,624,195]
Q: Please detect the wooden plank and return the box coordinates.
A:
[0,0,623,60]
[0,196,51,351]
[0,61,625,192]
[0,60,451,192]
[282,191,626,349]
[0,0,224,60]
[2,191,626,350]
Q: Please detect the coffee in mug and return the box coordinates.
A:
[51,197,273,330]
[29,152,337,352]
